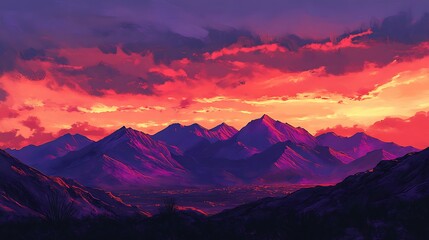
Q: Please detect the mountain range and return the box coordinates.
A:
[5,115,419,189]
[0,113,425,235]
[317,131,417,160]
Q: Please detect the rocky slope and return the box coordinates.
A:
[0,150,141,222]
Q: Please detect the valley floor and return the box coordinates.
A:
[115,184,318,215]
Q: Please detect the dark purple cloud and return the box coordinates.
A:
[369,12,429,44]
[57,63,156,96]
[179,98,193,109]
[0,87,8,101]
[0,0,428,96]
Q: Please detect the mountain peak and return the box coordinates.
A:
[235,115,317,151]
[248,114,277,128]
[189,123,206,130]
[209,122,238,141]
[259,114,275,123]
[211,122,235,131]
[217,122,228,127]
[57,132,89,141]
[351,132,369,138]
[322,132,340,137]
[116,126,129,133]
[110,126,147,140]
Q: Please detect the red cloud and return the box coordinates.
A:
[366,111,429,149]
[0,119,107,149]
[316,111,429,149]
[57,122,107,140]
[0,104,19,119]
[0,130,25,148]
[21,116,44,131]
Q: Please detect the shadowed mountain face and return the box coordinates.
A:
[153,123,238,152]
[6,134,93,170]
[317,132,418,160]
[46,127,189,190]
[211,148,429,239]
[183,141,347,185]
[0,150,141,222]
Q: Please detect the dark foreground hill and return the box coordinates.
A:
[0,150,142,221]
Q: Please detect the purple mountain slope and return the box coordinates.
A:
[185,137,260,161]
[335,149,396,178]
[214,148,429,236]
[182,140,347,185]
[249,143,404,184]
[317,132,418,160]
[6,133,93,169]
[259,143,345,183]
[229,142,346,184]
[47,127,189,190]
[98,149,429,238]
[153,122,237,152]
[234,114,317,152]
[0,150,141,221]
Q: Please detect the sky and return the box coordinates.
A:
[1,0,429,149]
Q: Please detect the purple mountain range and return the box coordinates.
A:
[5,115,420,190]
[317,132,418,160]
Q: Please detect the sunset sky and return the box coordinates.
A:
[1,0,429,149]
